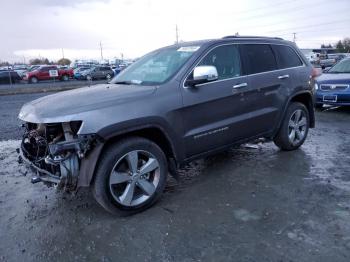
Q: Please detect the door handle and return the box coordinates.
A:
[233,83,248,89]
[278,74,290,79]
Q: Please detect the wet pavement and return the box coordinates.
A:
[0,79,106,91]
[0,93,47,140]
[0,106,350,261]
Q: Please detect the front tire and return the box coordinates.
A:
[274,102,310,151]
[92,137,168,215]
[29,77,38,84]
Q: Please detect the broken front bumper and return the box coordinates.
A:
[19,127,102,191]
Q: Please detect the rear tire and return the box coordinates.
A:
[274,102,310,151]
[61,74,69,81]
[92,137,168,215]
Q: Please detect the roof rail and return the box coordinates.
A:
[222,35,284,40]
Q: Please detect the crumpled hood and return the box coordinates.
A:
[316,73,350,84]
[19,84,157,123]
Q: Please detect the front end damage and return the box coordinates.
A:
[18,121,100,191]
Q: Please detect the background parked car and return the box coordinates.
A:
[0,71,22,84]
[13,65,29,78]
[73,66,93,79]
[111,66,122,76]
[315,57,350,108]
[77,66,114,80]
[23,65,74,83]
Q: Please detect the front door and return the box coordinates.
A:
[181,44,253,158]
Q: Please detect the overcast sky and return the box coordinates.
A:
[1,0,349,62]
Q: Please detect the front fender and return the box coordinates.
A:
[77,118,184,188]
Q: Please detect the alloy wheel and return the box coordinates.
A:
[288,109,307,146]
[109,150,160,207]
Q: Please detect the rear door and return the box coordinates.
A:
[97,67,105,79]
[271,44,306,95]
[181,43,251,157]
[239,44,285,135]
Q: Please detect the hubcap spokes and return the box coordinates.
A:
[288,109,307,145]
[109,150,160,206]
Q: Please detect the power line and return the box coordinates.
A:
[264,18,350,34]
[276,26,349,37]
[229,0,305,16]
[233,8,350,34]
[231,0,335,23]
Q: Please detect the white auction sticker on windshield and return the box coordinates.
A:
[177,46,200,52]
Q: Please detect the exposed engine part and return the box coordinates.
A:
[19,121,97,192]
[58,154,79,191]
[62,122,74,141]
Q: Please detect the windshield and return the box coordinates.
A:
[328,59,350,73]
[110,45,200,85]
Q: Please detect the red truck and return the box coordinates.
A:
[23,65,74,83]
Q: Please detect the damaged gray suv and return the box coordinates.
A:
[18,36,316,215]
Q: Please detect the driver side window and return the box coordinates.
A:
[199,44,241,80]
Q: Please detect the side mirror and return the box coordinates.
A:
[186,65,218,87]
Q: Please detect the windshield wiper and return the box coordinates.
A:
[114,81,133,85]
[327,71,350,74]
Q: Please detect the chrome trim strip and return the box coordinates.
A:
[182,42,306,89]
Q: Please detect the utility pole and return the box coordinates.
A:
[62,48,65,59]
[293,32,296,43]
[99,41,104,61]
[175,24,179,44]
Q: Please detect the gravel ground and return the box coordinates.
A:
[0,100,349,261]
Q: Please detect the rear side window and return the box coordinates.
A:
[240,44,277,74]
[199,44,241,80]
[273,45,303,69]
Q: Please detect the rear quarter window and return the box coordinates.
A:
[272,45,303,69]
[240,44,277,74]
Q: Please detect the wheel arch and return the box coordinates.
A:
[101,125,178,161]
[289,92,315,128]
[78,123,181,188]
[276,91,315,134]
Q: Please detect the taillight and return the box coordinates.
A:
[311,67,322,79]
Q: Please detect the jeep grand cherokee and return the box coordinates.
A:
[18,36,316,215]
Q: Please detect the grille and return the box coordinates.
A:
[320,84,349,91]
